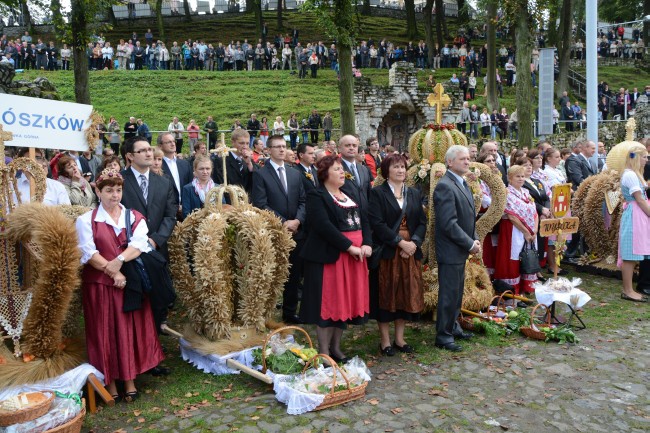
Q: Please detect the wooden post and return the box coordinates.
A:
[86,373,114,413]
[28,148,36,198]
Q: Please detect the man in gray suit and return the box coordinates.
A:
[252,135,307,323]
[433,145,480,352]
[338,135,372,210]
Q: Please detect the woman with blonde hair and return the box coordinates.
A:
[618,144,650,302]
[273,115,285,136]
[151,148,165,176]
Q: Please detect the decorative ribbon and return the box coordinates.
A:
[54,391,82,407]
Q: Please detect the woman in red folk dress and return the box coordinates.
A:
[299,155,372,363]
[76,169,163,403]
[493,165,539,294]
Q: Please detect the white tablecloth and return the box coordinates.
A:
[534,287,591,309]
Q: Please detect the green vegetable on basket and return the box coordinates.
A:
[471,317,507,337]
[539,326,580,344]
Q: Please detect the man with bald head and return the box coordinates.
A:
[480,141,507,185]
[338,135,372,210]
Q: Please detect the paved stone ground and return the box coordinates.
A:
[89,319,650,433]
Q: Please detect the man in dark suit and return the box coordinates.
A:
[252,135,307,323]
[480,141,508,185]
[338,135,372,210]
[212,128,256,195]
[121,136,178,375]
[158,132,192,219]
[433,145,480,352]
[293,143,319,191]
[565,139,596,259]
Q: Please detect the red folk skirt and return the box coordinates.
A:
[493,220,537,295]
[320,230,370,322]
[82,281,164,385]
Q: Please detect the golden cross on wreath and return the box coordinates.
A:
[427,83,451,125]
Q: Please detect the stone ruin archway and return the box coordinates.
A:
[355,62,443,151]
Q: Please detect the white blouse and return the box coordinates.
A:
[76,203,151,264]
[542,165,566,187]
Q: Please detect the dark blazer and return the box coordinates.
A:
[293,163,319,191]
[161,157,193,203]
[181,183,203,219]
[120,168,178,255]
[433,171,477,265]
[301,187,372,264]
[211,152,256,194]
[496,151,508,185]
[252,162,306,226]
[368,183,427,260]
[340,159,372,210]
[523,178,550,215]
[565,153,595,190]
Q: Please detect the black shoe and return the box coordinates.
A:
[329,354,350,364]
[556,268,569,276]
[454,331,474,340]
[123,391,139,403]
[537,275,547,283]
[147,366,171,376]
[282,314,304,324]
[637,288,650,296]
[516,301,529,308]
[379,343,395,356]
[435,342,463,352]
[393,341,414,353]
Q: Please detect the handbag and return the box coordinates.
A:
[519,241,541,275]
[368,188,408,270]
[125,209,153,293]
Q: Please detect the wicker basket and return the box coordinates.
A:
[0,391,54,427]
[459,290,512,331]
[520,304,552,340]
[261,325,314,374]
[44,399,86,433]
[301,354,368,411]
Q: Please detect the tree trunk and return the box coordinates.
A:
[156,0,165,39]
[50,0,66,33]
[107,6,117,27]
[546,0,559,48]
[515,5,533,149]
[19,0,32,32]
[434,0,444,49]
[555,0,573,99]
[338,44,355,135]
[645,0,650,46]
[404,0,419,40]
[423,0,434,67]
[456,0,469,28]
[362,0,371,16]
[183,0,192,21]
[277,0,283,31]
[486,0,498,112]
[254,0,263,41]
[71,0,90,105]
[246,0,254,13]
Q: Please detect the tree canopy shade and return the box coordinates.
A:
[598,0,644,24]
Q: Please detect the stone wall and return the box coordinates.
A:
[354,62,436,147]
[0,64,60,100]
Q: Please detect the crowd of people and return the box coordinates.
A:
[7,123,650,402]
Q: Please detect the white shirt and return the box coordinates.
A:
[167,122,184,139]
[130,166,149,187]
[268,159,287,190]
[542,165,566,187]
[163,155,181,198]
[14,175,71,206]
[342,159,358,178]
[76,203,151,264]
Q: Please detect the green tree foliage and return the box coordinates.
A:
[598,0,643,24]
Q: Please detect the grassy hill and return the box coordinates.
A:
[17,65,648,137]
[99,11,445,47]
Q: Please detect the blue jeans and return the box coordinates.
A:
[324,130,331,141]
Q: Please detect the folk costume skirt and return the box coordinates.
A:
[493,220,537,295]
[300,230,369,328]
[82,281,164,385]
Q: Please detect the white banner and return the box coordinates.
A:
[0,94,93,151]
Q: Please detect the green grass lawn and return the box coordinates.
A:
[16,65,647,140]
[83,267,649,431]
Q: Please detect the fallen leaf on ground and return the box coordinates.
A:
[251,416,260,420]
[133,410,141,416]
[137,417,145,423]
[363,420,371,425]
[367,398,380,405]
[390,408,403,414]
